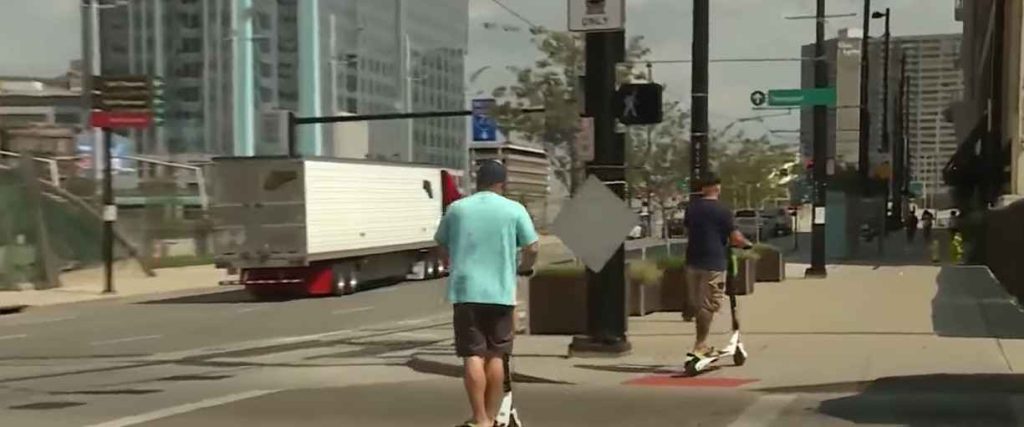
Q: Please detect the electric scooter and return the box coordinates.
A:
[494,268,533,427]
[683,294,748,375]
[683,250,751,376]
[494,353,523,427]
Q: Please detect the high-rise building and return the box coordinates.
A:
[89,0,468,170]
[800,30,962,201]
[896,34,963,203]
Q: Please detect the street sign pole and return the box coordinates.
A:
[102,127,115,294]
[691,0,710,194]
[806,0,828,278]
[568,29,630,357]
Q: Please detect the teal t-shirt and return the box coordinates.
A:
[434,192,539,306]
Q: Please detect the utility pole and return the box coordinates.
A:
[858,0,872,196]
[690,0,710,194]
[806,0,828,278]
[876,8,891,256]
[568,30,630,356]
[892,54,907,226]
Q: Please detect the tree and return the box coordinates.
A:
[710,131,797,210]
[488,27,651,192]
[626,101,690,233]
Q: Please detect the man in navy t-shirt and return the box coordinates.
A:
[683,173,752,359]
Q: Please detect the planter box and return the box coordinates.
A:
[659,267,689,314]
[727,258,757,296]
[528,272,587,335]
[754,248,786,282]
[628,279,661,317]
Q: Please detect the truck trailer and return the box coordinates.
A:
[211,156,461,299]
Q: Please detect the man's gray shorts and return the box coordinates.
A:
[453,303,515,358]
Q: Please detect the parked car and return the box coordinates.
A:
[735,209,768,240]
[759,207,794,237]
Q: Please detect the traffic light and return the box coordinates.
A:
[151,76,166,127]
[617,83,663,125]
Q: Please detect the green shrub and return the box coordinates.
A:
[751,243,780,257]
[628,260,663,286]
[656,256,687,270]
[534,263,586,279]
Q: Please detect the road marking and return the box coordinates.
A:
[0,334,27,341]
[331,306,374,316]
[86,389,280,427]
[235,306,267,313]
[90,335,162,346]
[727,395,797,427]
[3,315,77,326]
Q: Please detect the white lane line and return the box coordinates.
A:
[0,334,27,341]
[90,335,162,346]
[235,306,267,313]
[86,389,280,427]
[727,395,798,427]
[331,306,374,316]
[3,315,77,326]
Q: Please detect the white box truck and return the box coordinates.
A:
[211,157,461,299]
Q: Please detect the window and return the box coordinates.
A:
[181,37,201,53]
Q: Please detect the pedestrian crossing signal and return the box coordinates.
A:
[617,83,663,125]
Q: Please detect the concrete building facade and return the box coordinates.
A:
[801,30,962,202]
[88,0,468,170]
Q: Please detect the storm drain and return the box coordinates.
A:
[9,401,86,410]
[50,389,162,396]
[158,374,233,382]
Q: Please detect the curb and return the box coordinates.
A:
[407,354,572,385]
[0,305,28,316]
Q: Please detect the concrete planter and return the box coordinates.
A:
[658,265,689,314]
[753,245,786,282]
[627,261,664,317]
[528,267,587,335]
[628,279,661,317]
[727,257,757,296]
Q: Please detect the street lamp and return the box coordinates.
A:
[872,8,891,154]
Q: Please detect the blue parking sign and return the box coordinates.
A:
[472,98,497,142]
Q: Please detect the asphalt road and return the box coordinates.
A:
[2,276,1024,426]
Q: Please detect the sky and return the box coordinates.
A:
[0,0,961,134]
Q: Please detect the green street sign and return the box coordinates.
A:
[767,88,836,107]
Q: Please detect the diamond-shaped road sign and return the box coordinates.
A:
[551,175,639,272]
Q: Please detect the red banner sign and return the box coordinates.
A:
[90,111,153,129]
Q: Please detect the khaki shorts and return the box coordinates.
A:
[686,267,726,313]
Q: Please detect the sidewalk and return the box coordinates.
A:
[412,259,1024,391]
[0,262,230,310]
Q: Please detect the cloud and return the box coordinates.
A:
[0,0,81,76]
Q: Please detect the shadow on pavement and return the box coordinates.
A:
[778,232,946,268]
[817,373,1024,426]
[574,363,679,375]
[931,265,1024,338]
[137,289,262,305]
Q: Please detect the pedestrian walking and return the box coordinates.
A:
[683,173,753,362]
[434,160,539,427]
[905,208,919,243]
[921,209,935,241]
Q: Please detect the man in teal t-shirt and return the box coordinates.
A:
[434,160,539,427]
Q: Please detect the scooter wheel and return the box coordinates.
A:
[684,359,699,376]
[733,351,747,366]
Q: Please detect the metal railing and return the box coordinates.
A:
[0,150,63,188]
[114,155,210,210]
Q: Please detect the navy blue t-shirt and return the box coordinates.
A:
[684,197,736,272]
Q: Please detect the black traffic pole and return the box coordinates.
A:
[102,127,115,294]
[568,30,630,356]
[873,8,890,255]
[892,54,907,227]
[806,0,828,278]
[690,0,710,195]
[858,0,872,196]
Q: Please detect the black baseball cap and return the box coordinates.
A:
[699,172,722,188]
[476,160,508,189]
